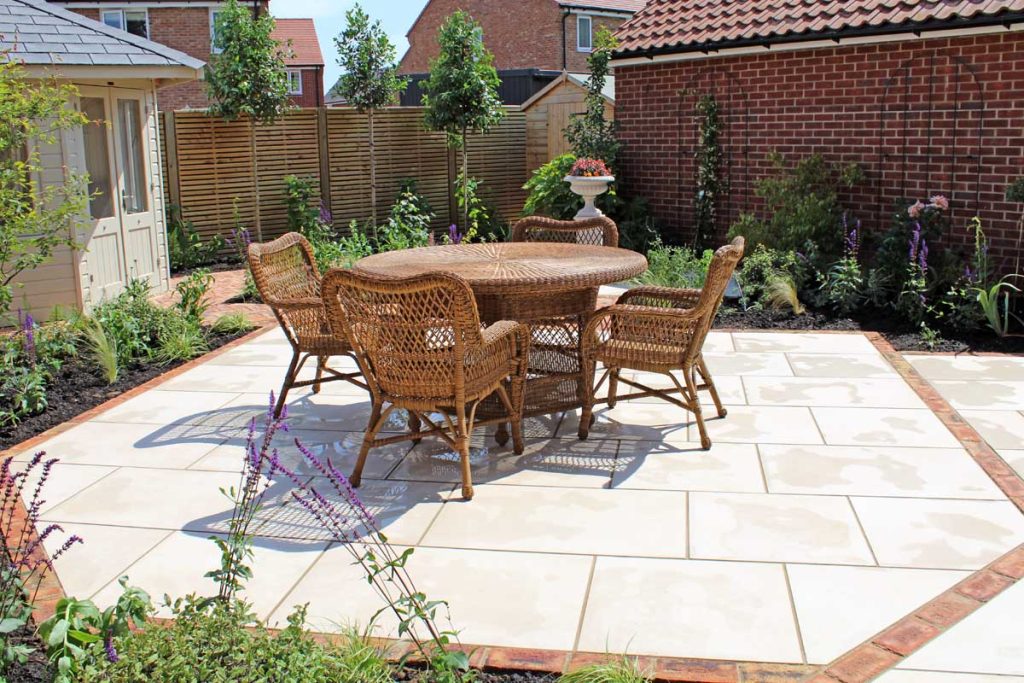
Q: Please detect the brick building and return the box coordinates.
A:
[612,0,1024,265]
[49,1,323,110]
[398,0,644,105]
[271,18,324,107]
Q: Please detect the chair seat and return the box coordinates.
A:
[595,338,683,369]
[295,330,352,357]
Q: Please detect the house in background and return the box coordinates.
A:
[270,18,324,107]
[522,71,614,172]
[47,1,323,110]
[1,0,204,319]
[398,0,643,105]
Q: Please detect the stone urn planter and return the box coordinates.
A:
[564,174,614,220]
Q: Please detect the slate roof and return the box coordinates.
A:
[615,0,1024,57]
[271,18,324,67]
[0,0,204,69]
[559,0,647,12]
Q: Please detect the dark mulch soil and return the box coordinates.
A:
[0,329,248,452]
[171,259,243,278]
[2,627,52,683]
[714,305,1024,354]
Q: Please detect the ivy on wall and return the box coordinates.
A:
[693,93,724,248]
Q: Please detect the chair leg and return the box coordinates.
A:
[495,384,524,455]
[607,367,619,409]
[407,411,423,445]
[578,357,596,441]
[698,356,727,418]
[352,401,385,488]
[685,370,712,450]
[313,355,325,394]
[275,349,301,418]
[455,405,473,500]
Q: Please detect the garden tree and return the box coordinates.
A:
[0,55,87,321]
[565,26,620,168]
[334,4,408,227]
[421,11,504,231]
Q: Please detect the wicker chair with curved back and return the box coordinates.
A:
[247,233,366,417]
[511,215,618,247]
[321,269,530,500]
[579,237,745,449]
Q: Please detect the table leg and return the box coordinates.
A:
[495,422,510,447]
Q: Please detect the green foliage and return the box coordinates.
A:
[155,316,209,364]
[736,244,806,308]
[454,173,497,242]
[206,0,291,124]
[692,93,724,247]
[174,268,215,324]
[819,256,864,316]
[1007,177,1024,204]
[0,365,48,425]
[523,154,582,219]
[335,221,375,267]
[209,312,255,335]
[334,4,407,113]
[168,207,224,272]
[81,317,119,385]
[975,275,1022,337]
[0,56,88,321]
[284,175,320,234]
[558,656,652,683]
[378,180,435,250]
[727,152,863,259]
[564,27,619,167]
[636,242,714,289]
[766,277,806,315]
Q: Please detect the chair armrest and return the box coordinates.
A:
[617,286,702,309]
[265,296,323,312]
[583,304,705,351]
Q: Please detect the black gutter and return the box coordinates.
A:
[561,8,570,70]
[614,12,1024,61]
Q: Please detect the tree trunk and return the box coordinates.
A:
[250,116,262,241]
[461,126,469,234]
[368,110,377,228]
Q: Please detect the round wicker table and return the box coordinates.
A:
[353,242,648,430]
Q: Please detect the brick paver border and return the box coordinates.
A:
[5,328,1024,682]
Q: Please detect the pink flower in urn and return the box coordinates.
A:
[929,194,949,211]
[907,200,925,219]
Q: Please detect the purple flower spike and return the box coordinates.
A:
[104,636,119,663]
[448,224,463,245]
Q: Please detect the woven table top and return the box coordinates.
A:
[353,242,648,295]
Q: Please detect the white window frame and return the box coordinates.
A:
[577,15,593,52]
[210,8,223,53]
[286,69,303,95]
[100,8,149,39]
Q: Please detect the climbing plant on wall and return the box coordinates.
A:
[693,93,724,248]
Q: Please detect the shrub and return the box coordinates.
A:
[636,242,713,289]
[564,26,620,167]
[174,269,215,324]
[284,175,320,235]
[378,180,434,251]
[818,218,865,316]
[523,154,582,219]
[736,245,806,308]
[209,313,255,335]
[168,208,224,272]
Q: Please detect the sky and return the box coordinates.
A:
[272,0,429,91]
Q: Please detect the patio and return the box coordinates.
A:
[14,325,1024,675]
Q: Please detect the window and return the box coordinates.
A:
[577,15,593,52]
[116,98,148,214]
[80,97,115,220]
[101,9,148,39]
[286,70,303,95]
[210,9,223,53]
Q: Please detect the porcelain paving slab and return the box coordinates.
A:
[877,672,1024,682]
[612,441,765,492]
[905,354,1024,381]
[614,373,747,406]
[742,378,924,409]
[928,380,1024,411]
[733,332,878,354]
[787,564,968,664]
[1001,450,1024,479]
[157,363,320,394]
[760,445,1004,499]
[701,332,736,353]
[959,411,1024,450]
[23,462,117,513]
[812,407,960,448]
[896,580,1024,675]
[687,405,823,445]
[700,351,795,377]
[785,352,899,379]
[557,404,691,442]
[689,491,874,565]
[852,497,1024,570]
[270,544,593,651]
[422,485,687,557]
[90,390,243,427]
[577,557,802,662]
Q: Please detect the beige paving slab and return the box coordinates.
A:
[41,523,170,599]
[760,445,1004,499]
[91,531,328,620]
[689,492,874,565]
[787,564,968,664]
[929,380,1024,411]
[157,363,318,394]
[959,411,1024,450]
[896,580,1024,676]
[878,672,1024,682]
[614,373,747,406]
[222,392,396,434]
[16,420,230,469]
[270,544,592,651]
[422,485,687,557]
[733,332,878,354]
[687,405,824,445]
[812,408,960,448]
[612,441,765,492]
[700,352,795,377]
[390,437,616,488]
[22,462,117,513]
[1000,450,1024,479]
[577,557,802,663]
[853,497,1024,570]
[743,377,924,409]
[557,404,690,442]
[906,354,1024,381]
[90,390,242,427]
[688,491,872,565]
[702,332,735,353]
[786,352,899,379]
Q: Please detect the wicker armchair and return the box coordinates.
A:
[321,269,530,500]
[512,215,618,247]
[578,237,745,449]
[247,233,366,417]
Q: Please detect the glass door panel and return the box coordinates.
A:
[80,96,115,220]
[116,98,148,214]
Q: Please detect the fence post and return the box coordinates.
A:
[162,111,181,210]
[317,107,331,212]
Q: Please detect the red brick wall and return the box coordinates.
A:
[399,0,627,74]
[614,31,1024,266]
[286,67,323,108]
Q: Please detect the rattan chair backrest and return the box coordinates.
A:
[511,216,619,248]
[247,232,320,303]
[685,236,745,362]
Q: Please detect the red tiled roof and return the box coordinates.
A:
[271,18,324,66]
[559,0,647,12]
[615,0,1024,55]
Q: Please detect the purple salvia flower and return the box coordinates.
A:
[908,223,922,263]
[22,313,36,365]
[919,239,929,272]
[448,224,463,245]
[104,636,119,663]
[319,201,333,227]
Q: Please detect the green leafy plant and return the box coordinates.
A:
[736,244,806,308]
[523,154,583,219]
[1007,178,1024,274]
[167,207,224,272]
[565,27,620,167]
[336,221,375,268]
[284,175,320,234]
[377,180,434,250]
[692,93,724,247]
[206,0,292,124]
[0,365,48,426]
[80,318,119,385]
[154,316,209,364]
[209,312,255,335]
[918,322,941,351]
[453,172,496,243]
[421,10,505,232]
[558,656,652,683]
[174,268,215,324]
[334,3,408,226]
[975,275,1022,337]
[636,242,714,289]
[818,217,865,316]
